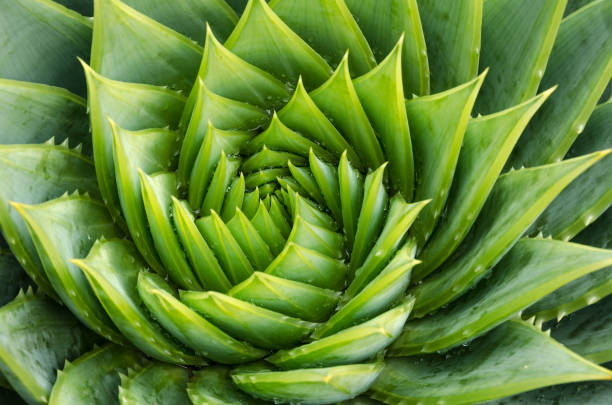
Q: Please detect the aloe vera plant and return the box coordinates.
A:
[1,0,612,403]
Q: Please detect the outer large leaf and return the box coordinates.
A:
[551,293,612,364]
[122,0,237,43]
[91,0,202,92]
[0,292,99,405]
[529,100,612,241]
[415,89,553,281]
[476,0,566,113]
[344,0,430,96]
[118,362,191,405]
[371,320,612,404]
[0,144,97,298]
[0,0,92,96]
[48,345,146,405]
[525,206,612,322]
[0,79,88,148]
[232,363,384,404]
[508,0,612,167]
[411,152,607,317]
[354,40,414,199]
[83,63,185,225]
[14,194,124,343]
[269,0,375,76]
[224,0,332,89]
[392,238,612,355]
[407,72,485,247]
[418,0,482,92]
[73,239,205,365]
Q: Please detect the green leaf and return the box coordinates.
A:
[225,0,332,89]
[83,62,185,226]
[139,171,202,290]
[290,192,337,231]
[287,216,344,260]
[187,366,266,405]
[136,272,266,364]
[0,292,99,405]
[529,100,612,241]
[0,79,89,148]
[418,0,482,92]
[0,143,97,298]
[244,113,334,162]
[372,320,612,404]
[188,123,251,208]
[91,0,202,92]
[14,193,124,343]
[171,198,232,292]
[354,39,414,199]
[179,79,268,185]
[227,209,275,270]
[243,147,305,173]
[111,120,179,274]
[49,344,146,405]
[194,26,290,111]
[476,0,566,114]
[202,152,242,213]
[348,164,388,275]
[308,150,342,223]
[415,89,554,281]
[314,244,418,339]
[287,162,326,206]
[229,272,340,323]
[122,0,237,43]
[344,0,430,96]
[197,211,255,285]
[487,380,612,405]
[338,151,364,251]
[221,175,246,222]
[392,238,612,355]
[524,206,612,322]
[250,202,286,255]
[232,363,384,404]
[508,0,612,167]
[346,197,427,299]
[269,0,375,76]
[411,151,608,318]
[0,0,92,96]
[268,299,413,369]
[118,362,191,405]
[310,55,385,170]
[265,242,346,291]
[551,293,612,364]
[407,72,486,248]
[277,78,360,167]
[269,196,292,238]
[73,238,205,365]
[180,290,317,350]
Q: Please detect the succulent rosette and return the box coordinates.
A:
[1,0,612,404]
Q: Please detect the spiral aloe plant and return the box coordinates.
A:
[1,0,612,404]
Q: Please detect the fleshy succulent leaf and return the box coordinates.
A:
[187,366,266,405]
[508,0,612,167]
[90,0,202,92]
[411,151,609,317]
[118,362,191,405]
[476,0,566,114]
[418,0,482,92]
[392,238,612,355]
[0,293,99,405]
[0,144,98,298]
[48,344,146,405]
[0,0,92,96]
